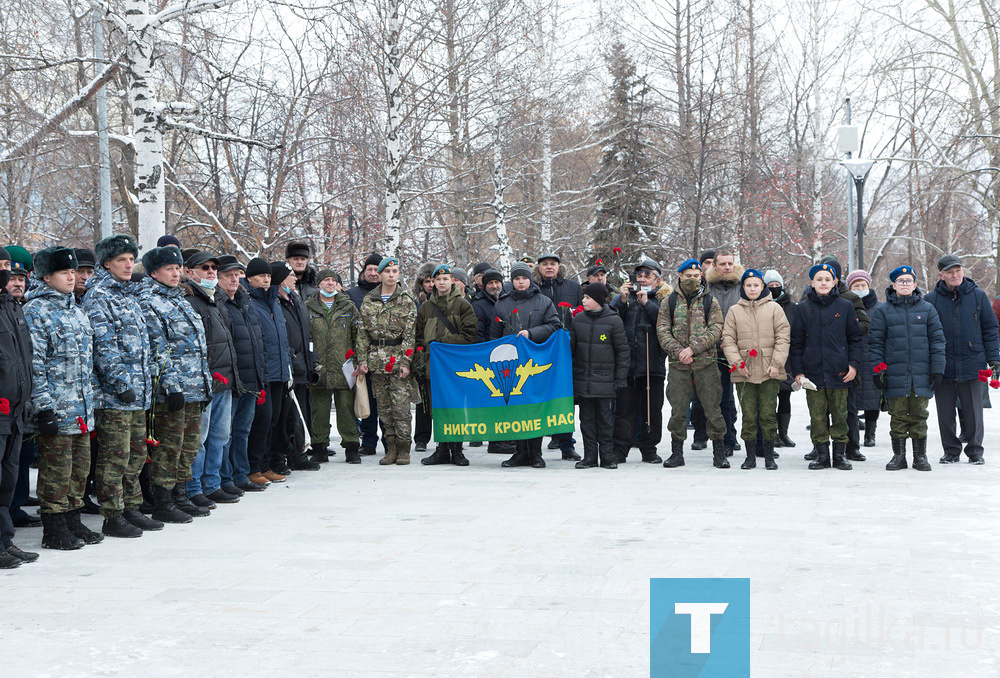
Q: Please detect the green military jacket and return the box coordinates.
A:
[656,281,724,372]
[358,284,417,372]
[306,292,358,390]
[413,286,478,378]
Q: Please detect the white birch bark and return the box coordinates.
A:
[492,117,512,276]
[383,0,404,257]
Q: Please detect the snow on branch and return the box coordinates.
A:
[164,163,252,259]
[162,118,282,150]
[146,0,243,30]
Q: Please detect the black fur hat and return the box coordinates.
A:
[33,246,78,278]
[285,241,311,258]
[141,246,185,274]
[95,234,138,265]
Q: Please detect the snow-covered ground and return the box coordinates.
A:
[4,393,999,677]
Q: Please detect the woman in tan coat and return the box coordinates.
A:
[721,268,790,469]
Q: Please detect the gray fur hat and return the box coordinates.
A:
[95,234,138,265]
[33,246,78,278]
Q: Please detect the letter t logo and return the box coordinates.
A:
[674,602,729,653]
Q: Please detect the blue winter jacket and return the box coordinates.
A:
[223,286,267,394]
[243,280,291,384]
[868,288,946,398]
[23,284,98,433]
[924,278,1000,381]
[789,286,863,389]
[83,266,154,410]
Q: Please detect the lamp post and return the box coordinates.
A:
[840,159,876,269]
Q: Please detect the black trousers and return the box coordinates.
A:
[10,437,35,521]
[0,427,23,544]
[579,397,615,465]
[247,381,282,473]
[415,379,432,444]
[274,383,310,465]
[935,380,984,458]
[846,384,861,454]
[613,375,664,457]
[358,385,384,450]
[515,436,543,460]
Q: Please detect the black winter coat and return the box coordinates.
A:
[855,290,881,410]
[570,305,629,398]
[924,278,1000,381]
[277,290,317,385]
[533,266,582,327]
[244,281,291,384]
[868,288,945,399]
[0,289,32,433]
[347,278,379,310]
[789,287,863,389]
[295,265,319,301]
[772,290,796,392]
[609,282,670,379]
[184,282,240,394]
[470,289,498,342]
[222,286,267,394]
[490,283,560,342]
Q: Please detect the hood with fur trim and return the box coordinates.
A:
[705,263,744,286]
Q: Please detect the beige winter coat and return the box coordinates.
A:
[721,294,790,384]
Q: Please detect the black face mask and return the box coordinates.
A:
[0,270,9,291]
[770,285,783,298]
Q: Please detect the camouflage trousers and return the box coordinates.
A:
[888,394,929,439]
[666,364,725,441]
[806,388,849,444]
[36,433,90,514]
[96,409,147,517]
[309,387,359,448]
[736,380,780,442]
[370,373,414,448]
[148,401,204,487]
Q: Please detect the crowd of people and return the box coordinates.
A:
[0,236,997,570]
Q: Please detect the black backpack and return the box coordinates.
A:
[667,291,714,326]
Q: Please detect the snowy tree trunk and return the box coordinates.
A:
[126,0,166,254]
[383,0,404,258]
[492,118,512,276]
[808,3,823,262]
[541,123,553,244]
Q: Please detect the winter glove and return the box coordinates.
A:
[873,373,887,391]
[118,388,136,404]
[35,409,59,437]
[308,370,321,385]
[991,361,1000,377]
[166,392,185,413]
[931,373,944,391]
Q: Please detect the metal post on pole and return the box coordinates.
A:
[855,179,866,269]
[94,9,113,239]
[845,97,855,272]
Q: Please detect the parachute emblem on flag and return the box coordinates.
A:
[455,343,552,404]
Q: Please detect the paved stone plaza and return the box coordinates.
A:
[3,399,999,677]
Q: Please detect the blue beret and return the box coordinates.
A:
[678,258,702,274]
[432,264,452,278]
[741,268,763,283]
[889,265,915,282]
[808,262,840,280]
[377,257,399,273]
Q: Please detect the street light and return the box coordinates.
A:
[840,159,876,269]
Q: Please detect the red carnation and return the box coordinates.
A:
[495,316,503,323]
[739,361,746,369]
[979,369,993,382]
[873,363,888,374]
[558,302,572,308]
[991,379,1000,389]
[595,258,603,264]
[212,372,229,385]
[729,364,737,373]
[612,247,622,254]
[256,390,267,405]
[0,398,9,415]
[145,437,160,447]
[512,308,518,314]
[77,416,88,434]
[384,361,394,372]
[416,346,425,352]
[345,349,355,360]
[571,304,585,317]
[748,349,758,358]
[389,356,397,363]
[405,348,414,357]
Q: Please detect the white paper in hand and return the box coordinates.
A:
[342,359,357,389]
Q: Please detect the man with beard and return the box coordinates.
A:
[349,252,385,456]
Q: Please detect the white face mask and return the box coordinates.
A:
[320,289,337,298]
[196,277,218,290]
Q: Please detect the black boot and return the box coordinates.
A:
[291,453,321,471]
[501,450,531,467]
[804,446,818,461]
[831,442,853,470]
[450,444,469,466]
[763,440,778,470]
[421,444,451,466]
[309,446,330,464]
[81,493,101,515]
[123,508,164,531]
[846,444,866,462]
[65,509,105,544]
[712,440,730,469]
[41,513,85,550]
[640,449,662,464]
[911,438,931,472]
[150,485,193,524]
[663,440,685,468]
[575,447,598,469]
[101,512,142,538]
[776,412,795,447]
[530,449,546,468]
[863,421,877,447]
[345,443,362,464]
[808,443,831,469]
[173,485,210,517]
[561,449,581,461]
[886,438,907,471]
[740,448,756,469]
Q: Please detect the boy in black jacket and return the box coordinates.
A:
[571,284,629,469]
[789,263,863,470]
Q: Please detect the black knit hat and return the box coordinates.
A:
[481,269,503,285]
[246,257,270,278]
[510,262,532,279]
[157,234,181,248]
[362,252,383,270]
[74,248,96,268]
[95,234,138,265]
[698,249,716,265]
[317,268,341,285]
[0,247,9,261]
[285,241,310,258]
[582,282,609,306]
[33,246,78,278]
[472,262,493,276]
[141,246,185,274]
[270,261,294,283]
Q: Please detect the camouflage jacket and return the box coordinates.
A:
[357,284,417,371]
[306,292,358,390]
[413,286,478,379]
[137,277,211,404]
[656,280,724,372]
[23,284,98,433]
[83,265,154,410]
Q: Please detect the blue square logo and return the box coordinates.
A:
[650,578,750,677]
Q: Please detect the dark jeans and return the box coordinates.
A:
[247,381,283,474]
[10,437,35,521]
[935,380,984,458]
[579,397,615,465]
[613,375,664,456]
[415,379,431,444]
[691,357,737,446]
[225,392,257,486]
[846,384,861,454]
[0,428,23,544]
[516,436,543,460]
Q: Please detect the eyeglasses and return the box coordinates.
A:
[635,270,655,277]
[198,265,218,271]
[894,279,915,285]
